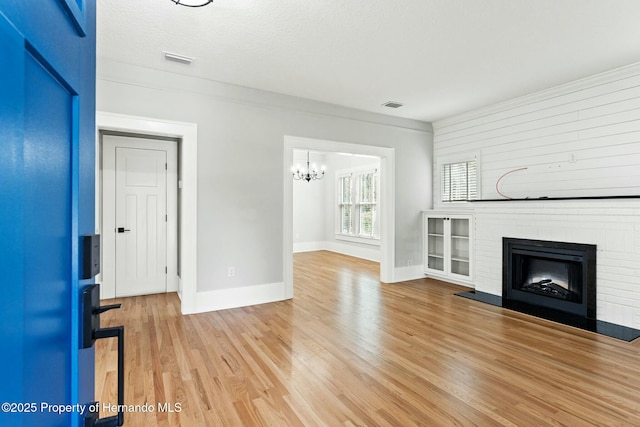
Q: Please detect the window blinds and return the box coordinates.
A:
[442,160,477,202]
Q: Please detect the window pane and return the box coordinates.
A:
[360,173,372,203]
[341,205,352,234]
[359,204,372,237]
[442,164,451,201]
[450,162,467,200]
[441,160,477,202]
[468,161,477,199]
[340,176,352,203]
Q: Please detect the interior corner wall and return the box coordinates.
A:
[432,62,640,329]
[96,59,433,310]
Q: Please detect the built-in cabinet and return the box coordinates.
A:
[423,211,473,285]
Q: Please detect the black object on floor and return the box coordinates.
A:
[456,290,640,342]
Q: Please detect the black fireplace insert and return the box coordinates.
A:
[503,238,596,320]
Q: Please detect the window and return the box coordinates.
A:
[441,160,477,202]
[337,169,379,239]
[338,174,353,234]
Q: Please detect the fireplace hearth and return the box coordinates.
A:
[456,237,640,341]
[503,238,596,320]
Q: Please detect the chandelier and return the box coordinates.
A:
[292,152,325,182]
[170,0,213,7]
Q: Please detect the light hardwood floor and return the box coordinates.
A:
[96,251,640,426]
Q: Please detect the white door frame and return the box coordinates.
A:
[102,136,177,298]
[96,112,198,314]
[284,136,395,298]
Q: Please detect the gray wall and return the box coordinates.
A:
[97,59,433,293]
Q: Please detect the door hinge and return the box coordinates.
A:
[165,214,168,222]
[165,266,168,274]
[165,163,167,170]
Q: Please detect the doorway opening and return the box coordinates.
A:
[96,112,198,314]
[284,136,396,299]
[100,132,179,299]
[292,149,382,262]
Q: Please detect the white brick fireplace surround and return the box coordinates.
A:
[472,201,640,328]
[433,62,640,330]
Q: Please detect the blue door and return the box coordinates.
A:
[0,1,96,426]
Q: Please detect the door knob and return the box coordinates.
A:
[116,227,130,233]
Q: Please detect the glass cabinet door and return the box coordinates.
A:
[424,212,473,283]
[450,218,470,277]
[427,217,445,272]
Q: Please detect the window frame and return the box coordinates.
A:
[335,166,380,245]
[437,152,481,204]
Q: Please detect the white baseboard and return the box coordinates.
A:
[324,241,380,262]
[293,241,380,262]
[293,241,325,253]
[194,282,288,313]
[293,240,381,262]
[392,265,425,283]
[424,273,475,288]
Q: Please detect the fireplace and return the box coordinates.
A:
[503,238,596,320]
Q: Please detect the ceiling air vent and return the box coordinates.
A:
[382,101,403,109]
[163,51,194,65]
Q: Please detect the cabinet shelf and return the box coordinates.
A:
[423,211,473,284]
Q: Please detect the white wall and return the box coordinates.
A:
[97,59,433,311]
[433,62,640,329]
[292,151,326,249]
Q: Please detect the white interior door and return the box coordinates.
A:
[101,134,178,299]
[115,147,167,296]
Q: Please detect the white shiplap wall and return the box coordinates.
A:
[433,62,640,329]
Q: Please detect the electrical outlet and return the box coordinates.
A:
[227,267,235,277]
[407,259,414,267]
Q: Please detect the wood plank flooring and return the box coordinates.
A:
[96,251,640,426]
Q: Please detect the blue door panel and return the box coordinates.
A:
[1,1,89,86]
[0,14,26,427]
[23,48,74,426]
[0,1,96,426]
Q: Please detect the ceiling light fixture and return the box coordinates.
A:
[169,0,213,7]
[292,152,325,183]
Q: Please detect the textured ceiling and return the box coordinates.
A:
[97,0,640,123]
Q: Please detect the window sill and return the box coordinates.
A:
[335,234,381,246]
